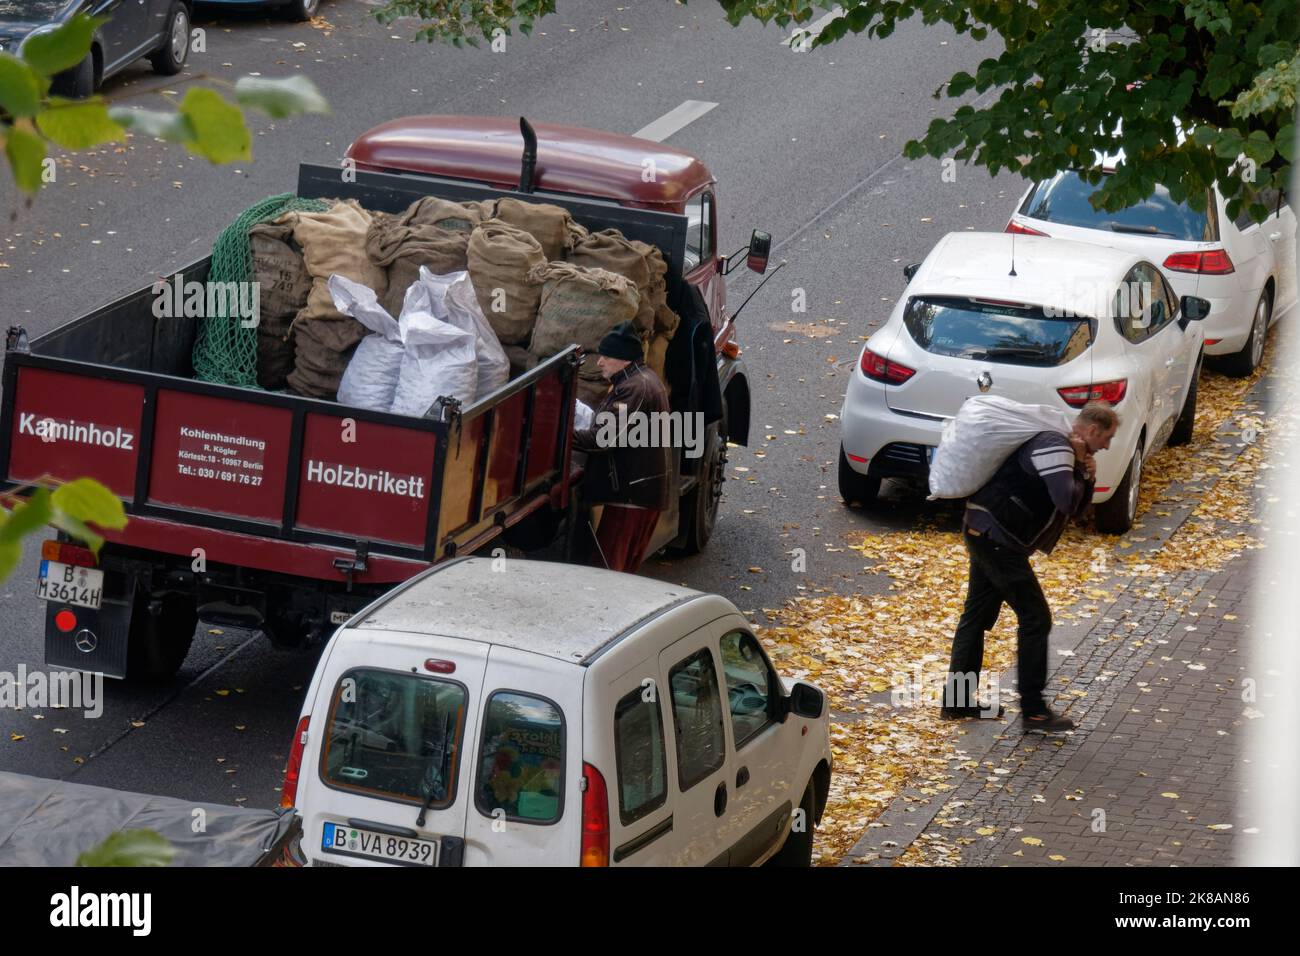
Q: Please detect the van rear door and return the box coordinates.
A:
[300,630,489,867]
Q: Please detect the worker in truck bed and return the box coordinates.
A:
[572,322,671,572]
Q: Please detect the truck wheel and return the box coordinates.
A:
[50,53,95,98]
[766,778,817,867]
[126,589,197,682]
[149,2,190,76]
[838,445,880,507]
[675,420,725,555]
[1095,446,1142,535]
[1168,358,1200,447]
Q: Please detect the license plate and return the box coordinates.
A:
[321,821,438,867]
[37,560,104,610]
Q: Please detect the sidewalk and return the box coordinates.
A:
[840,351,1291,867]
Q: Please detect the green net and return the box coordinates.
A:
[192,192,331,387]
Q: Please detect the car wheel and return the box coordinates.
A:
[674,418,726,556]
[838,444,881,507]
[125,588,197,682]
[1168,358,1200,447]
[1095,446,1142,534]
[50,53,95,98]
[766,778,817,867]
[149,2,190,76]
[284,0,321,22]
[1220,290,1271,377]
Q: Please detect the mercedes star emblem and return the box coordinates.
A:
[977,371,993,393]
[74,629,97,653]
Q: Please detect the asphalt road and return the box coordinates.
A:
[0,0,1019,808]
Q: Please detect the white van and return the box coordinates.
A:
[284,557,833,867]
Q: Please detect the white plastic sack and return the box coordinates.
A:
[574,399,595,431]
[330,275,403,412]
[418,266,511,399]
[391,293,478,418]
[928,395,1075,499]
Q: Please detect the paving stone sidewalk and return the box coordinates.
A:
[842,345,1293,867]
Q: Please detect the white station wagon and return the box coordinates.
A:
[839,232,1208,533]
[283,558,833,867]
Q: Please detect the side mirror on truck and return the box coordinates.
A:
[746,230,771,274]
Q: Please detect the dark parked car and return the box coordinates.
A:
[0,0,192,97]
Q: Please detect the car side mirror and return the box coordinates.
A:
[903,262,922,282]
[785,681,824,720]
[1180,295,1211,320]
[746,230,771,274]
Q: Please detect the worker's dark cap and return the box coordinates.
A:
[597,321,643,362]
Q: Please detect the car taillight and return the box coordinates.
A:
[861,348,915,385]
[40,539,96,567]
[580,762,610,867]
[280,716,310,809]
[1163,249,1234,274]
[1058,380,1128,408]
[1005,220,1048,237]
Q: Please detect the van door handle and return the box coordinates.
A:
[714,782,728,817]
[736,766,750,788]
[1269,232,1282,240]
[1165,357,1176,367]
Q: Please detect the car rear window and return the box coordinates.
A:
[475,692,565,824]
[614,688,668,825]
[903,297,1095,367]
[1019,170,1215,242]
[320,668,467,809]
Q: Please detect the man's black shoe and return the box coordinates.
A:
[1021,709,1075,733]
[939,703,1005,720]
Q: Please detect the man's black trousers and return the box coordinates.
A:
[945,529,1052,715]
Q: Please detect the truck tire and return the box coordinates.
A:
[766,778,817,867]
[149,2,190,76]
[675,419,726,556]
[126,588,197,682]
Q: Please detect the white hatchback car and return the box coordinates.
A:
[838,232,1207,533]
[1007,170,1296,376]
[284,557,832,867]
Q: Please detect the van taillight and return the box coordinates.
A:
[280,716,310,809]
[1163,249,1234,274]
[580,763,610,867]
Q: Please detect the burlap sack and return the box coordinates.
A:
[289,319,367,399]
[575,353,609,407]
[403,196,488,234]
[504,344,539,379]
[248,221,312,390]
[490,197,578,262]
[527,261,639,360]
[366,218,470,317]
[466,220,545,346]
[567,229,659,332]
[645,331,671,387]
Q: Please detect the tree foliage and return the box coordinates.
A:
[381,0,1297,222]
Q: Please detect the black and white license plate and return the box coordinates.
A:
[37,560,104,610]
[321,821,438,866]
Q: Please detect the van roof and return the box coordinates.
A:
[353,557,704,663]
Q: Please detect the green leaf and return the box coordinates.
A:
[234,75,329,119]
[1278,124,1295,163]
[107,106,195,143]
[0,53,43,118]
[51,478,127,532]
[48,514,103,556]
[4,125,46,193]
[36,98,125,150]
[76,830,175,868]
[19,14,97,77]
[178,87,252,164]
[0,540,21,583]
[1213,128,1244,159]
[0,489,54,544]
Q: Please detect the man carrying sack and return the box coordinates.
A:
[942,402,1120,733]
[573,322,671,573]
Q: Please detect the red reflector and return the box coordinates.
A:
[424,659,456,674]
[1205,338,1221,346]
[1163,249,1234,275]
[41,540,96,567]
[281,716,310,810]
[1095,487,1111,493]
[1005,220,1048,237]
[581,763,610,867]
[861,348,916,385]
[846,453,869,463]
[1058,379,1127,408]
[54,610,77,633]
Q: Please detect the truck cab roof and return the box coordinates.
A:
[351,557,706,663]
[346,115,716,208]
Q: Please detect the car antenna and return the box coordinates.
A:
[1009,232,1018,277]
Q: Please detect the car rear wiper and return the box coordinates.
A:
[415,710,456,828]
[1107,222,1177,237]
[967,346,1050,359]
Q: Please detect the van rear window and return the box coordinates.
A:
[903,297,1095,367]
[320,669,467,809]
[475,692,565,825]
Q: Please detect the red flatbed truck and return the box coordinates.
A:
[0,116,765,681]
